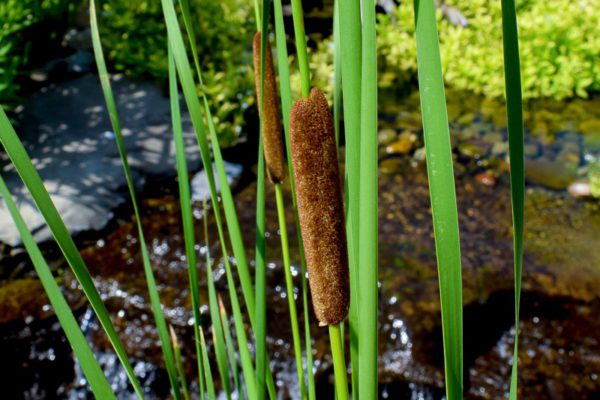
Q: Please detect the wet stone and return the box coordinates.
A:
[525,159,578,189]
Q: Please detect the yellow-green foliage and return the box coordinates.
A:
[311,0,600,100]
[98,0,255,146]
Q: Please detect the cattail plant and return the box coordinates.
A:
[253,32,285,184]
[253,17,308,399]
[289,87,349,326]
[290,87,350,400]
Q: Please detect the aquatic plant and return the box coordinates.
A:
[0,0,526,399]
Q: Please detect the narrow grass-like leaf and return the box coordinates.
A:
[413,0,463,398]
[357,0,378,398]
[202,200,233,400]
[337,0,362,394]
[499,1,525,398]
[199,326,217,400]
[167,44,206,396]
[90,2,180,397]
[0,93,143,400]
[178,0,256,329]
[170,326,191,400]
[171,2,276,397]
[218,295,241,396]
[0,175,115,400]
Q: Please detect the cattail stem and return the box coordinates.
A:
[290,0,310,96]
[275,183,308,400]
[329,323,349,400]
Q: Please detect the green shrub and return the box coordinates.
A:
[97,0,256,147]
[310,0,600,101]
[0,0,76,107]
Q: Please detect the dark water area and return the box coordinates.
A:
[1,89,600,399]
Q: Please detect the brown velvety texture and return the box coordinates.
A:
[253,31,285,184]
[289,88,349,326]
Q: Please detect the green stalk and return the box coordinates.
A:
[0,175,116,400]
[500,1,525,398]
[275,183,307,399]
[290,0,310,96]
[255,135,268,399]
[203,201,233,400]
[329,324,349,400]
[333,0,342,147]
[413,0,463,399]
[357,0,378,398]
[338,0,362,396]
[272,1,317,398]
[167,38,208,399]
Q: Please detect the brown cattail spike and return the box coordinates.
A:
[253,32,285,184]
[289,88,349,326]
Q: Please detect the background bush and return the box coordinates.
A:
[97,0,256,147]
[310,0,600,101]
[0,0,75,107]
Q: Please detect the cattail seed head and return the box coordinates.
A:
[253,31,285,184]
[290,88,349,326]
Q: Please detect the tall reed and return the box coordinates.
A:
[499,0,525,398]
[413,0,463,398]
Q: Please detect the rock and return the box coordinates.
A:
[190,161,243,202]
[385,138,413,155]
[413,147,427,162]
[481,132,503,145]
[62,28,93,51]
[457,140,489,159]
[0,75,199,246]
[475,172,496,187]
[524,142,541,158]
[380,158,404,174]
[525,159,578,189]
[491,141,508,156]
[378,128,397,146]
[568,181,592,199]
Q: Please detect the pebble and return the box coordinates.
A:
[568,182,592,199]
[386,138,413,155]
[378,128,398,146]
[475,172,496,187]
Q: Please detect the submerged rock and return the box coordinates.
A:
[525,159,578,189]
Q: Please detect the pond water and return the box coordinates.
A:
[1,89,600,399]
